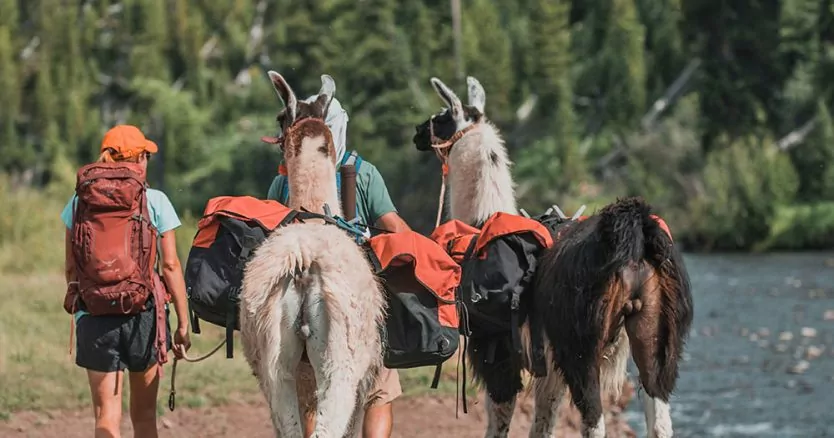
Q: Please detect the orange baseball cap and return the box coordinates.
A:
[100,125,159,160]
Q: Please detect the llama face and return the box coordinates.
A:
[413,109,456,151]
[412,76,486,152]
[263,71,338,163]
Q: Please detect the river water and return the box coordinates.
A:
[624,253,834,437]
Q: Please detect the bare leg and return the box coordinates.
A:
[128,364,160,437]
[87,370,124,438]
[363,402,393,438]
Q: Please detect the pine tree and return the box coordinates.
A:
[790,99,834,200]
[0,0,18,31]
[518,0,584,194]
[600,0,646,127]
[635,0,685,96]
[461,0,514,121]
[0,25,19,170]
[131,0,170,82]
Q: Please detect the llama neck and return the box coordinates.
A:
[286,136,342,217]
[447,122,518,227]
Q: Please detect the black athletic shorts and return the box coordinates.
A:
[75,298,173,373]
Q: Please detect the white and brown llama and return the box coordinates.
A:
[413,77,693,438]
[239,71,385,438]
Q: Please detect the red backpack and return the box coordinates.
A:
[64,162,170,367]
[64,161,165,315]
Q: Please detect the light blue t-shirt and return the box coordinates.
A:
[61,188,182,321]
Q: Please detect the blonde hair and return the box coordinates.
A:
[97,149,148,163]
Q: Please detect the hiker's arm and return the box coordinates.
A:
[376,212,411,233]
[160,230,189,332]
[64,229,76,284]
[366,165,411,232]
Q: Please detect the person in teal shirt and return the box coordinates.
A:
[266,96,409,233]
[61,124,191,438]
[266,95,410,438]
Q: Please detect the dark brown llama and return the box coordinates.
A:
[413,76,694,438]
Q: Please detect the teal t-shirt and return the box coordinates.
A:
[266,159,397,227]
[61,188,182,322]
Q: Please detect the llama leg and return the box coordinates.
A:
[561,364,604,438]
[263,288,307,437]
[303,280,366,438]
[626,274,678,438]
[307,335,366,438]
[528,373,566,438]
[467,336,523,438]
[484,396,516,438]
[642,395,673,438]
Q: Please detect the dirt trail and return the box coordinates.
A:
[1,385,636,438]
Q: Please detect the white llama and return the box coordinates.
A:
[415,76,538,437]
[239,71,385,438]
[415,77,690,438]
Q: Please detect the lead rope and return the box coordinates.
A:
[168,339,227,411]
[428,120,480,416]
[429,122,478,227]
[435,166,448,228]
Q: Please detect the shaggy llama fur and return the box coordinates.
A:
[413,77,693,438]
[239,71,385,438]
[413,76,532,436]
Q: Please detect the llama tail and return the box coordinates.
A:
[295,266,315,341]
[625,208,694,400]
[596,196,651,274]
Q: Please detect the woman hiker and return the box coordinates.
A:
[61,124,191,438]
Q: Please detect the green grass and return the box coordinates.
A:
[0,180,465,417]
[0,272,462,417]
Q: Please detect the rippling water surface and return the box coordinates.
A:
[624,253,834,437]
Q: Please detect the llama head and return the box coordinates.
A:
[262,71,338,167]
[412,76,486,152]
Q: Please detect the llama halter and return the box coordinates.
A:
[429,117,478,227]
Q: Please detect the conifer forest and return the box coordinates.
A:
[3,0,834,251]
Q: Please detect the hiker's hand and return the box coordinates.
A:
[173,327,191,359]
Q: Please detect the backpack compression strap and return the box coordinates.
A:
[279,150,363,221]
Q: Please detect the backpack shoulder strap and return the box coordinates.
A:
[342,150,362,172]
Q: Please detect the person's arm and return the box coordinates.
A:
[376,211,411,233]
[61,197,76,284]
[64,229,76,284]
[159,230,191,356]
[365,164,412,232]
[152,191,190,356]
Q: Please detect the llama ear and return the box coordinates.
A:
[268,70,297,123]
[466,76,486,115]
[430,77,464,124]
[318,74,336,114]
